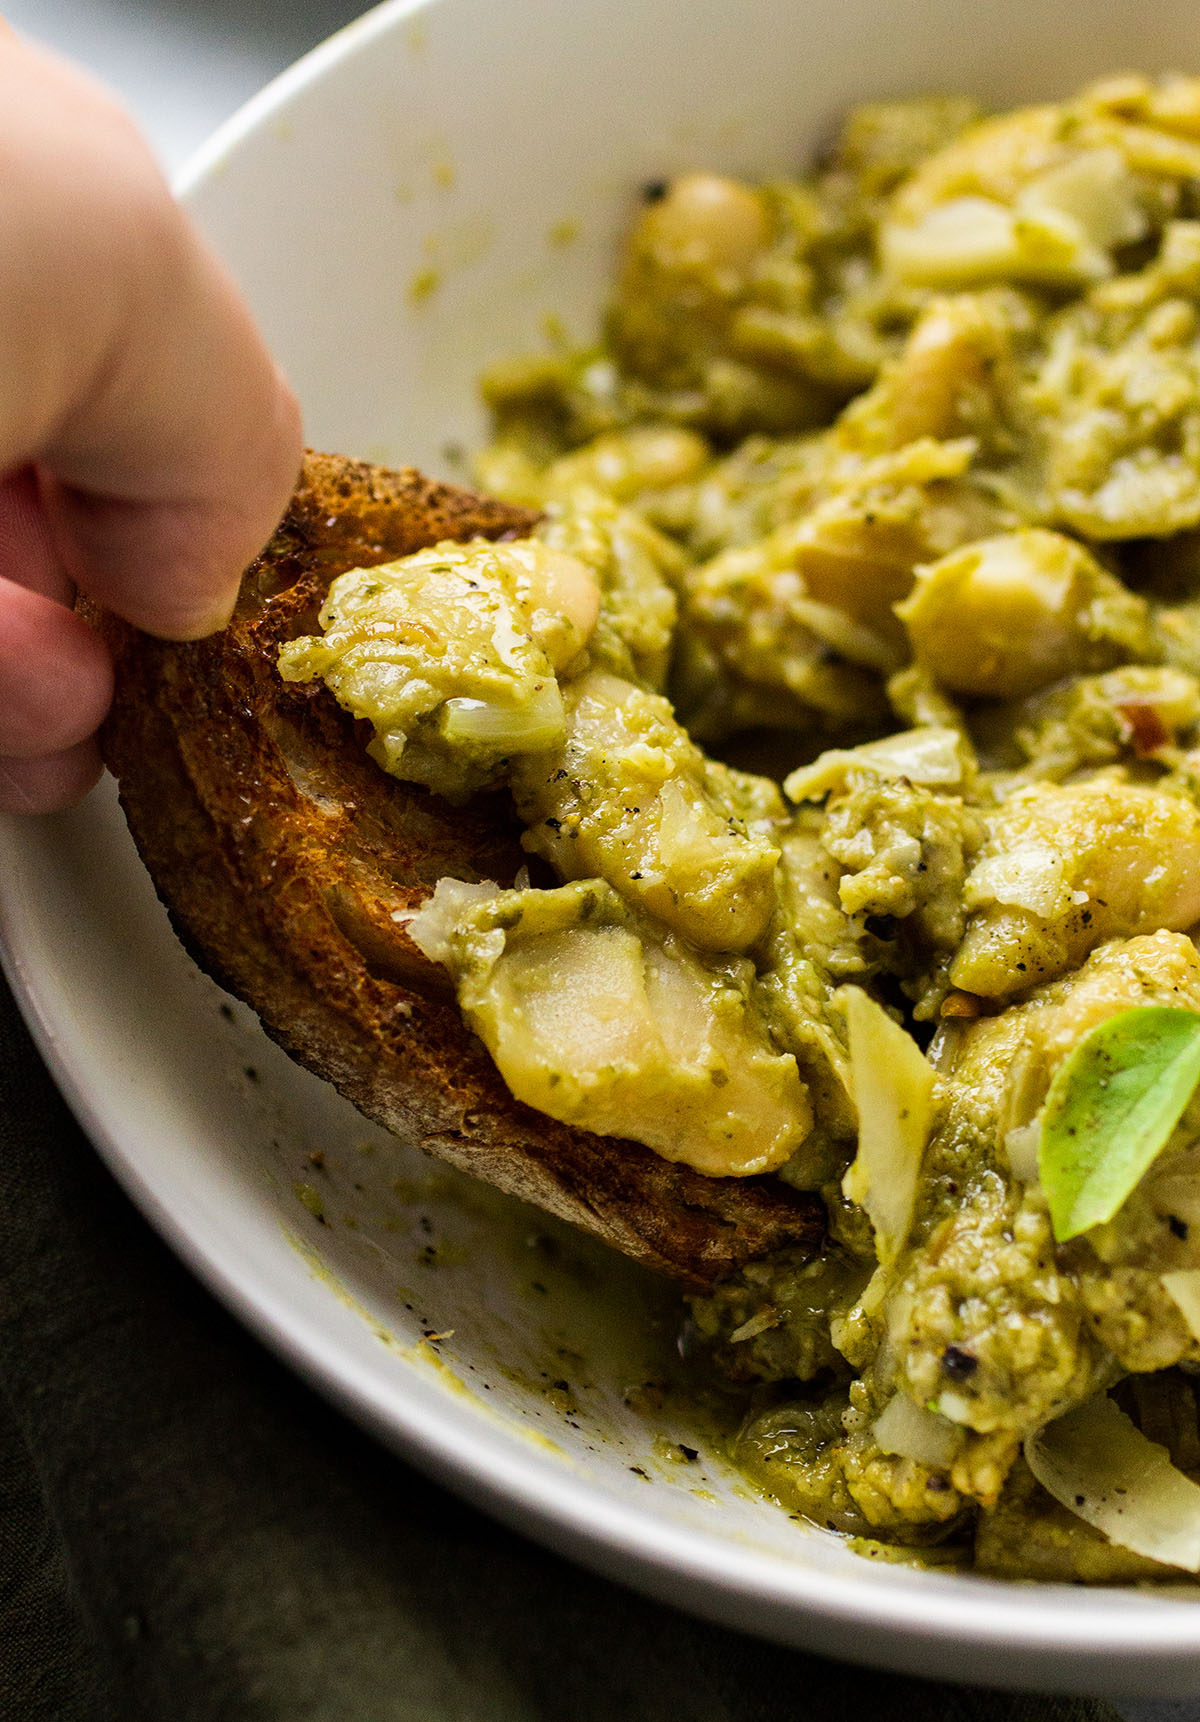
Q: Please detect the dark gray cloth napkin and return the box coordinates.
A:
[0,971,1122,1722]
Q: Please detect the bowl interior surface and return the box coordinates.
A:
[10,0,1200,1693]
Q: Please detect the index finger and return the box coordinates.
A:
[0,35,302,638]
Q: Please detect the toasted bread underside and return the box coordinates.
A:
[93,451,822,1287]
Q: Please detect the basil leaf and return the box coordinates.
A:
[1039,1006,1200,1243]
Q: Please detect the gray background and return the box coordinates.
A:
[4,1,1197,1712]
[4,0,364,175]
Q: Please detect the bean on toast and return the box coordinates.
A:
[90,451,822,1287]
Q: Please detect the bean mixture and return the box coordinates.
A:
[284,77,1200,1577]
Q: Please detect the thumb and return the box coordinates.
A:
[0,35,302,640]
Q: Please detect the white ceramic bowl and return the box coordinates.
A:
[7,0,1200,1693]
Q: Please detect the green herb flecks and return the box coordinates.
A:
[1039,1006,1200,1242]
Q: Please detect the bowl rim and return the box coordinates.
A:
[8,790,1200,1694]
[175,0,432,199]
[19,0,1200,1688]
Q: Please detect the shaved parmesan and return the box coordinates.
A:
[783,726,963,804]
[1163,1270,1200,1343]
[1018,149,1147,253]
[873,1392,962,1467]
[881,195,1110,289]
[841,987,938,1264]
[1026,1395,1200,1572]
[728,1308,781,1344]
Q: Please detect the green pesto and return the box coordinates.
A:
[290,73,1200,1578]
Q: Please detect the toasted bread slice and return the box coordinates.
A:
[91,451,821,1287]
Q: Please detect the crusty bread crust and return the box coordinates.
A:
[91,451,822,1286]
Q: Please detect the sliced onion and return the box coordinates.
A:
[882,197,1023,285]
[873,1392,961,1467]
[1017,148,1146,252]
[728,1308,781,1344]
[786,595,902,673]
[1025,1394,1200,1572]
[403,876,499,966]
[882,195,1108,288]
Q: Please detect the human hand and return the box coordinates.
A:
[0,29,303,813]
